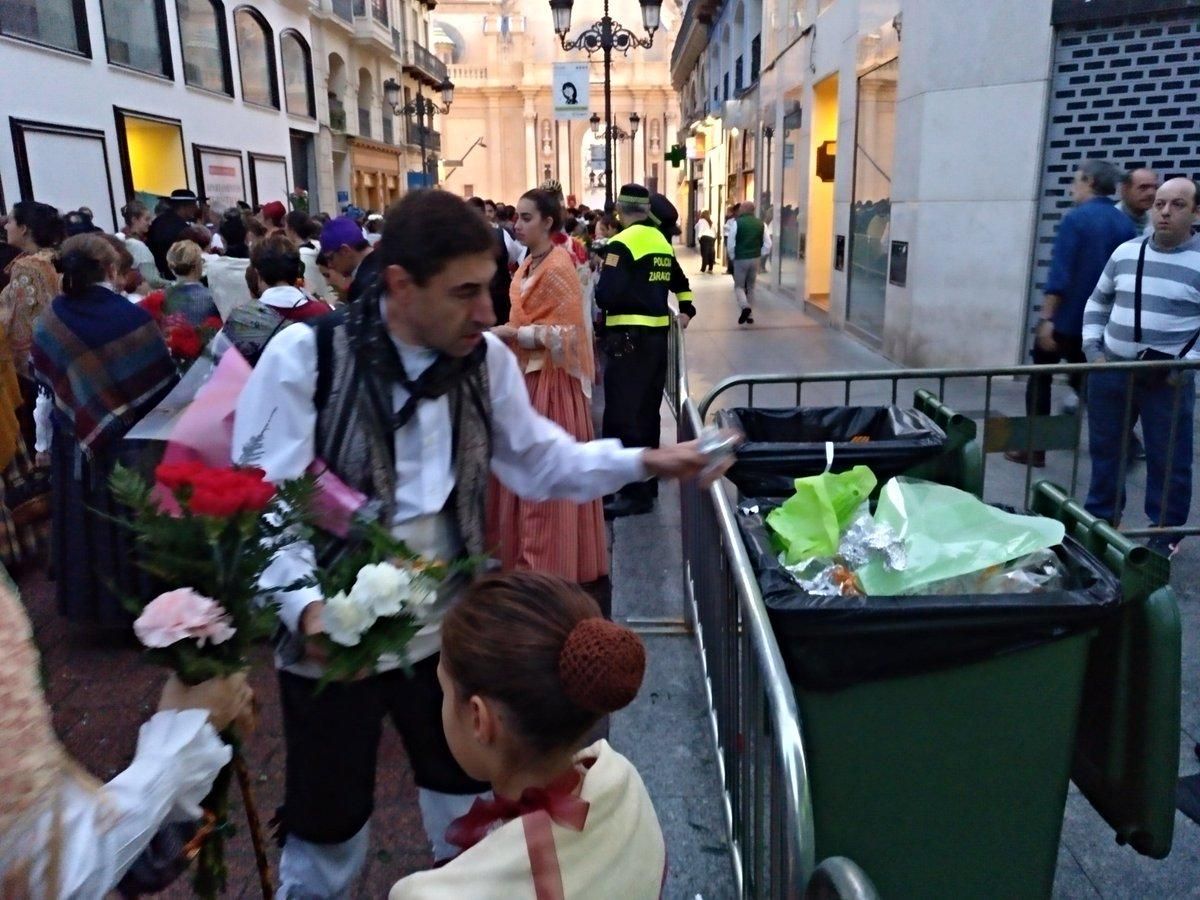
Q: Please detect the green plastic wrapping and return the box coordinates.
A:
[856,478,1066,596]
[766,465,878,565]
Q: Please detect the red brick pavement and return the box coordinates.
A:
[17,565,432,898]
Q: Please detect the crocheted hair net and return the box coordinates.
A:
[557,618,646,714]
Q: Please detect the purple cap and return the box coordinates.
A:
[320,216,365,254]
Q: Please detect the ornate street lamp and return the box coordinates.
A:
[384,76,454,187]
[550,0,660,207]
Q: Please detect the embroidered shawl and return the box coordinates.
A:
[508,246,595,397]
[0,250,59,378]
[31,284,178,457]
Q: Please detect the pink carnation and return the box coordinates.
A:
[134,588,237,649]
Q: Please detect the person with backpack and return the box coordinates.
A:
[231,189,726,896]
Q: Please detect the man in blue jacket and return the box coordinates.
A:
[1007,160,1135,466]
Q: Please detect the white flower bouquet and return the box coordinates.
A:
[313,523,452,686]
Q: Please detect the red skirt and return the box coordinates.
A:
[487,367,607,582]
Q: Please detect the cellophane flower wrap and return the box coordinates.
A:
[310,520,453,689]
[111,459,315,897]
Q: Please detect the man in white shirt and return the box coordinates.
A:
[233,189,720,897]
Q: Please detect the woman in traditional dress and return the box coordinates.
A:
[162,241,220,325]
[0,573,249,898]
[0,201,62,569]
[389,571,665,899]
[487,189,606,592]
[119,200,167,292]
[31,234,178,626]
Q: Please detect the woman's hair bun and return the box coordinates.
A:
[558,618,646,714]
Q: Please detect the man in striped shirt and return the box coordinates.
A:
[1081,177,1200,553]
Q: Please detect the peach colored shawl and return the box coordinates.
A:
[508,245,595,396]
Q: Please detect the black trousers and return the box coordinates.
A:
[277,655,488,845]
[698,236,716,272]
[602,327,668,503]
[1026,331,1085,417]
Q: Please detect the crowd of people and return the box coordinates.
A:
[0,177,726,897]
[1005,164,1200,558]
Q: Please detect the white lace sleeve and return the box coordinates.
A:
[10,710,230,899]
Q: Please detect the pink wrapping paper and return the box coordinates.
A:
[156,346,367,535]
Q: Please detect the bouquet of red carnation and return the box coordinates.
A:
[140,291,223,374]
[111,461,314,897]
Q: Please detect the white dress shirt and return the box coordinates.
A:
[232,327,645,669]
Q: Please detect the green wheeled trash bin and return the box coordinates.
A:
[736,484,1179,899]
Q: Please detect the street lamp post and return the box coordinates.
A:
[590,111,642,191]
[384,76,455,187]
[550,0,661,208]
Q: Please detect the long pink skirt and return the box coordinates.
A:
[487,367,608,582]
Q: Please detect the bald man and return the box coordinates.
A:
[1082,177,1200,556]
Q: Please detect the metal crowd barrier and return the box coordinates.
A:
[698,358,1200,544]
[668,315,878,898]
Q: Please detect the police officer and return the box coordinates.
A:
[596,184,696,519]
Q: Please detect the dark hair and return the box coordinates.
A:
[466,197,486,212]
[58,234,120,298]
[121,200,150,226]
[245,218,268,240]
[375,190,495,286]
[484,199,497,211]
[285,210,311,236]
[519,188,564,233]
[251,233,304,286]
[442,573,645,754]
[219,213,249,258]
[1079,159,1120,197]
[598,213,619,232]
[12,201,64,249]
[699,210,712,224]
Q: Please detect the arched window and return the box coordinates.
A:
[102,0,171,77]
[280,29,314,118]
[176,0,232,95]
[234,7,278,108]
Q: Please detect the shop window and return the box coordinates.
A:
[0,0,90,55]
[101,0,171,76]
[234,6,278,109]
[114,108,188,208]
[846,58,898,341]
[177,0,233,95]
[280,29,315,118]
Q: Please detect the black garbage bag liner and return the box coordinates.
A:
[737,501,1124,691]
[715,405,948,496]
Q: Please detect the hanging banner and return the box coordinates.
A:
[553,62,591,121]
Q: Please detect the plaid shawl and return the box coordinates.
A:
[31,284,178,457]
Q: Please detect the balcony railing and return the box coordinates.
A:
[392,26,403,55]
[358,107,371,138]
[406,117,441,153]
[331,0,352,22]
[382,114,394,144]
[329,105,347,131]
[406,41,448,85]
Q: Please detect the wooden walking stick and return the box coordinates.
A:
[233,749,275,898]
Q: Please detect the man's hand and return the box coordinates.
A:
[643,432,740,488]
[1035,320,1057,353]
[300,600,329,665]
[159,671,256,734]
[677,313,691,330]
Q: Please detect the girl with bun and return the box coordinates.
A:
[390,571,666,899]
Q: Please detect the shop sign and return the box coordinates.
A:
[198,149,245,214]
